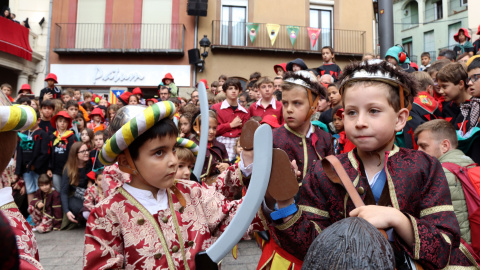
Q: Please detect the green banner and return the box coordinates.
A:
[246,23,259,44]
[286,26,300,47]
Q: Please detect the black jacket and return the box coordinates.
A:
[49,132,76,175]
[39,87,62,101]
[15,129,50,175]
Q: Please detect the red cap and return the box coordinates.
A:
[162,73,175,84]
[19,84,32,94]
[86,170,96,180]
[410,62,419,71]
[273,63,287,74]
[260,115,282,128]
[454,28,471,42]
[132,87,143,97]
[51,111,73,129]
[146,98,158,104]
[196,79,209,89]
[335,108,344,118]
[90,107,105,122]
[44,73,58,83]
[118,91,133,105]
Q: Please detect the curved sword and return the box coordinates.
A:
[193,81,209,180]
[195,124,273,269]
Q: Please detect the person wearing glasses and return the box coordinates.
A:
[60,142,91,226]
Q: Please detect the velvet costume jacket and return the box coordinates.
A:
[273,124,333,180]
[28,189,63,231]
[272,147,478,269]
[83,172,266,270]
[192,137,229,179]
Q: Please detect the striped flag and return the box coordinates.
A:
[109,89,125,104]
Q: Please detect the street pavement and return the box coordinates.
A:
[35,227,262,270]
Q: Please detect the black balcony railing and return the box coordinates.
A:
[211,21,366,55]
[53,23,185,54]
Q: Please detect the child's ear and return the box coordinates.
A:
[117,153,129,168]
[394,108,409,132]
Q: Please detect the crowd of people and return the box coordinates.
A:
[2,6,30,28]
[0,26,480,269]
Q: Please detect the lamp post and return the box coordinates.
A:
[198,35,211,72]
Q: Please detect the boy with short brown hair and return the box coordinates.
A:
[248,77,283,125]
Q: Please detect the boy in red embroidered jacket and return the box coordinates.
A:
[83,102,265,269]
[27,174,62,233]
[211,77,250,161]
[248,77,284,125]
[273,71,333,180]
[268,60,478,269]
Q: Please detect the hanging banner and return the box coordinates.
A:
[246,23,260,44]
[307,27,321,47]
[266,24,281,46]
[286,26,300,47]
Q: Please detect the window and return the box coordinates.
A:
[309,5,333,51]
[141,0,173,49]
[76,0,106,49]
[434,1,443,20]
[461,0,468,6]
[220,1,247,46]
[402,38,413,57]
[424,30,435,59]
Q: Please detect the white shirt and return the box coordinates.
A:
[220,99,249,114]
[239,151,254,177]
[0,187,14,207]
[123,184,168,215]
[255,98,277,110]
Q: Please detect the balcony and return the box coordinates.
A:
[53,23,185,55]
[211,21,366,56]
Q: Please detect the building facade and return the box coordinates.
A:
[46,0,374,98]
[0,0,49,96]
[393,0,469,62]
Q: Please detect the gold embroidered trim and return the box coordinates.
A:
[284,124,308,177]
[167,190,189,270]
[441,233,452,245]
[52,205,62,208]
[343,174,360,216]
[420,205,455,218]
[386,168,400,210]
[388,145,400,157]
[276,208,302,231]
[299,205,329,218]
[257,207,269,231]
[118,187,176,270]
[408,214,420,260]
[311,221,322,234]
[0,202,17,210]
[459,243,480,269]
[442,266,479,270]
[348,151,359,170]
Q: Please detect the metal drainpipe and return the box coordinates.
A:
[193,16,198,88]
[45,0,53,77]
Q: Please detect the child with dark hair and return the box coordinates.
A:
[88,130,106,175]
[27,174,62,233]
[15,109,50,204]
[453,28,474,56]
[81,102,94,117]
[268,60,477,269]
[317,46,342,81]
[87,107,106,133]
[249,77,283,125]
[62,88,74,104]
[82,171,105,221]
[249,71,262,81]
[420,52,431,71]
[39,100,56,134]
[210,81,219,95]
[179,112,195,139]
[218,74,228,89]
[331,105,354,154]
[1,83,14,102]
[437,63,470,126]
[39,73,62,101]
[211,77,250,160]
[286,58,308,71]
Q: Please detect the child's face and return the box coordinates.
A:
[211,86,217,94]
[386,56,398,66]
[147,101,154,106]
[343,84,406,153]
[56,117,68,131]
[41,106,53,118]
[175,160,194,180]
[129,135,178,190]
[62,95,72,103]
[87,109,93,115]
[76,117,85,129]
[67,106,78,119]
[292,64,301,72]
[94,134,104,149]
[322,49,333,62]
[333,114,344,132]
[179,117,191,134]
[248,89,255,99]
[225,86,239,101]
[99,99,108,107]
[458,31,466,43]
[236,141,243,155]
[128,96,138,105]
[259,83,274,100]
[74,91,81,100]
[239,96,247,107]
[421,56,431,66]
[93,115,101,123]
[84,97,92,103]
[81,130,90,143]
[1,86,12,96]
[254,88,261,101]
[467,68,480,98]
[164,79,172,85]
[208,118,217,141]
[109,109,116,120]
[95,175,103,187]
[46,79,55,87]
[437,79,464,103]
[327,86,341,106]
[30,101,38,109]
[317,98,329,112]
[276,67,285,76]
[39,183,52,193]
[281,86,311,132]
[218,79,225,86]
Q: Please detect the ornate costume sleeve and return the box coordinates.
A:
[51,191,63,230]
[272,164,333,260]
[393,155,461,269]
[210,164,244,200]
[28,190,42,214]
[83,203,125,269]
[83,186,96,212]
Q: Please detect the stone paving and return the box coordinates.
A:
[35,227,262,270]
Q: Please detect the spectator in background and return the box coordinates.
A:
[2,8,12,19]
[420,52,432,71]
[190,90,199,105]
[11,13,19,24]
[473,25,480,55]
[453,28,474,57]
[438,49,457,62]
[456,52,470,64]
[159,86,171,101]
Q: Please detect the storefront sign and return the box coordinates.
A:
[50,64,191,87]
